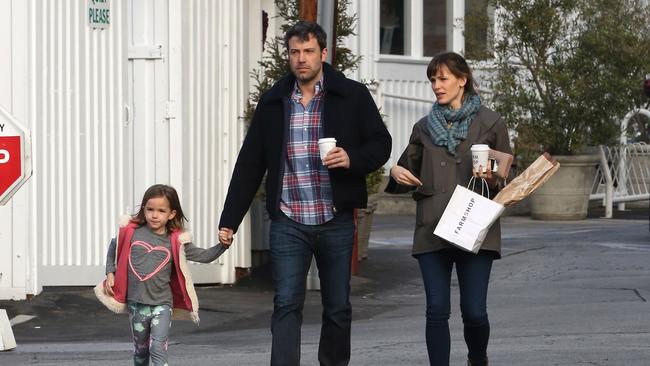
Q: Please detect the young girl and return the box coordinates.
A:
[94,184,229,366]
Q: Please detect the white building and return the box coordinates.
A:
[0,0,491,299]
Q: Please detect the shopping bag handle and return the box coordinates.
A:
[467,176,490,198]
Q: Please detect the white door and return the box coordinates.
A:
[127,0,224,283]
[126,0,172,210]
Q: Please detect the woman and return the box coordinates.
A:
[386,52,511,366]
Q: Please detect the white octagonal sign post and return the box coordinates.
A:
[0,105,32,205]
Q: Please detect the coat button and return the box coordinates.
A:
[442,188,446,193]
[456,158,462,164]
[440,161,447,167]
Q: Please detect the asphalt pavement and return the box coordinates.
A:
[0,202,649,365]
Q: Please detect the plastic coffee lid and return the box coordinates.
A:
[318,138,336,143]
[471,144,489,150]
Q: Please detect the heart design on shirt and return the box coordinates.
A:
[128,241,171,282]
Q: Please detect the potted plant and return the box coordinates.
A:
[489,0,650,219]
[356,165,385,260]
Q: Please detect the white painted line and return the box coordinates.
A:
[14,342,133,353]
[595,242,650,251]
[9,314,36,326]
[369,237,413,246]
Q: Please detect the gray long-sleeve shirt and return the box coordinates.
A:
[105,225,227,307]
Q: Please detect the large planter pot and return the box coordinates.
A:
[356,201,378,261]
[249,197,271,266]
[249,197,270,250]
[530,154,599,220]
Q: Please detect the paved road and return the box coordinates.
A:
[1,209,649,365]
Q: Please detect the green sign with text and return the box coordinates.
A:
[88,0,110,29]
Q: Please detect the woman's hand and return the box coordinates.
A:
[390,165,423,187]
[103,273,115,296]
[473,163,499,188]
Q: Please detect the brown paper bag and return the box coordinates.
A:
[493,153,560,207]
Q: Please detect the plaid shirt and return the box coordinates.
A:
[279,79,334,225]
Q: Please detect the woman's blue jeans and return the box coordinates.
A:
[269,211,355,366]
[416,249,494,366]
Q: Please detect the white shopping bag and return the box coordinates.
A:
[434,178,505,253]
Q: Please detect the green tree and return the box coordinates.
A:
[464,0,493,60]
[490,0,650,157]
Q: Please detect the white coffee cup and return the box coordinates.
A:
[318,138,337,160]
[471,144,490,173]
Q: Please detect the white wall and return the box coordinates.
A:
[0,0,257,299]
[0,0,34,300]
[377,59,432,167]
[30,0,129,287]
[180,0,253,281]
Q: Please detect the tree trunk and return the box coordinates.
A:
[299,0,317,22]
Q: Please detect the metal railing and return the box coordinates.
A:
[590,108,650,218]
[366,80,491,168]
[591,143,650,218]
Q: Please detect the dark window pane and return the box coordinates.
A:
[380,0,405,55]
[465,0,492,60]
[423,0,446,56]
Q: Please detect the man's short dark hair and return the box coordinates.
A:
[284,21,327,51]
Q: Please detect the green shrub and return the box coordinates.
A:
[490,0,650,157]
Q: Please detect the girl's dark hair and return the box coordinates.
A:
[284,20,327,52]
[132,184,188,231]
[426,51,478,97]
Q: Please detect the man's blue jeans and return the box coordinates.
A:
[269,211,355,366]
[416,249,494,366]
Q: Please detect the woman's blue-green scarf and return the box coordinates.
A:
[426,94,481,156]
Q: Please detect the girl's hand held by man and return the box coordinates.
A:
[219,228,234,247]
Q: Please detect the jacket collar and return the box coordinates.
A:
[265,62,348,101]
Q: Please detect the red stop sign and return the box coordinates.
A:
[0,136,22,199]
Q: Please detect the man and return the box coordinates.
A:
[219,21,391,366]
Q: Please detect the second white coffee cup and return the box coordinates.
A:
[471,144,490,173]
[318,138,337,160]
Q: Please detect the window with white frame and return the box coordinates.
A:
[379,0,405,55]
[379,0,492,59]
[422,0,446,56]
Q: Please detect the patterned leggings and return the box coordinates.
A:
[127,302,173,366]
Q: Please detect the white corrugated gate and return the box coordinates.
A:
[32,0,130,286]
[177,0,252,283]
[0,0,254,299]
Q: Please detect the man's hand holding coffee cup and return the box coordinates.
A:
[322,147,350,169]
[318,137,349,169]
